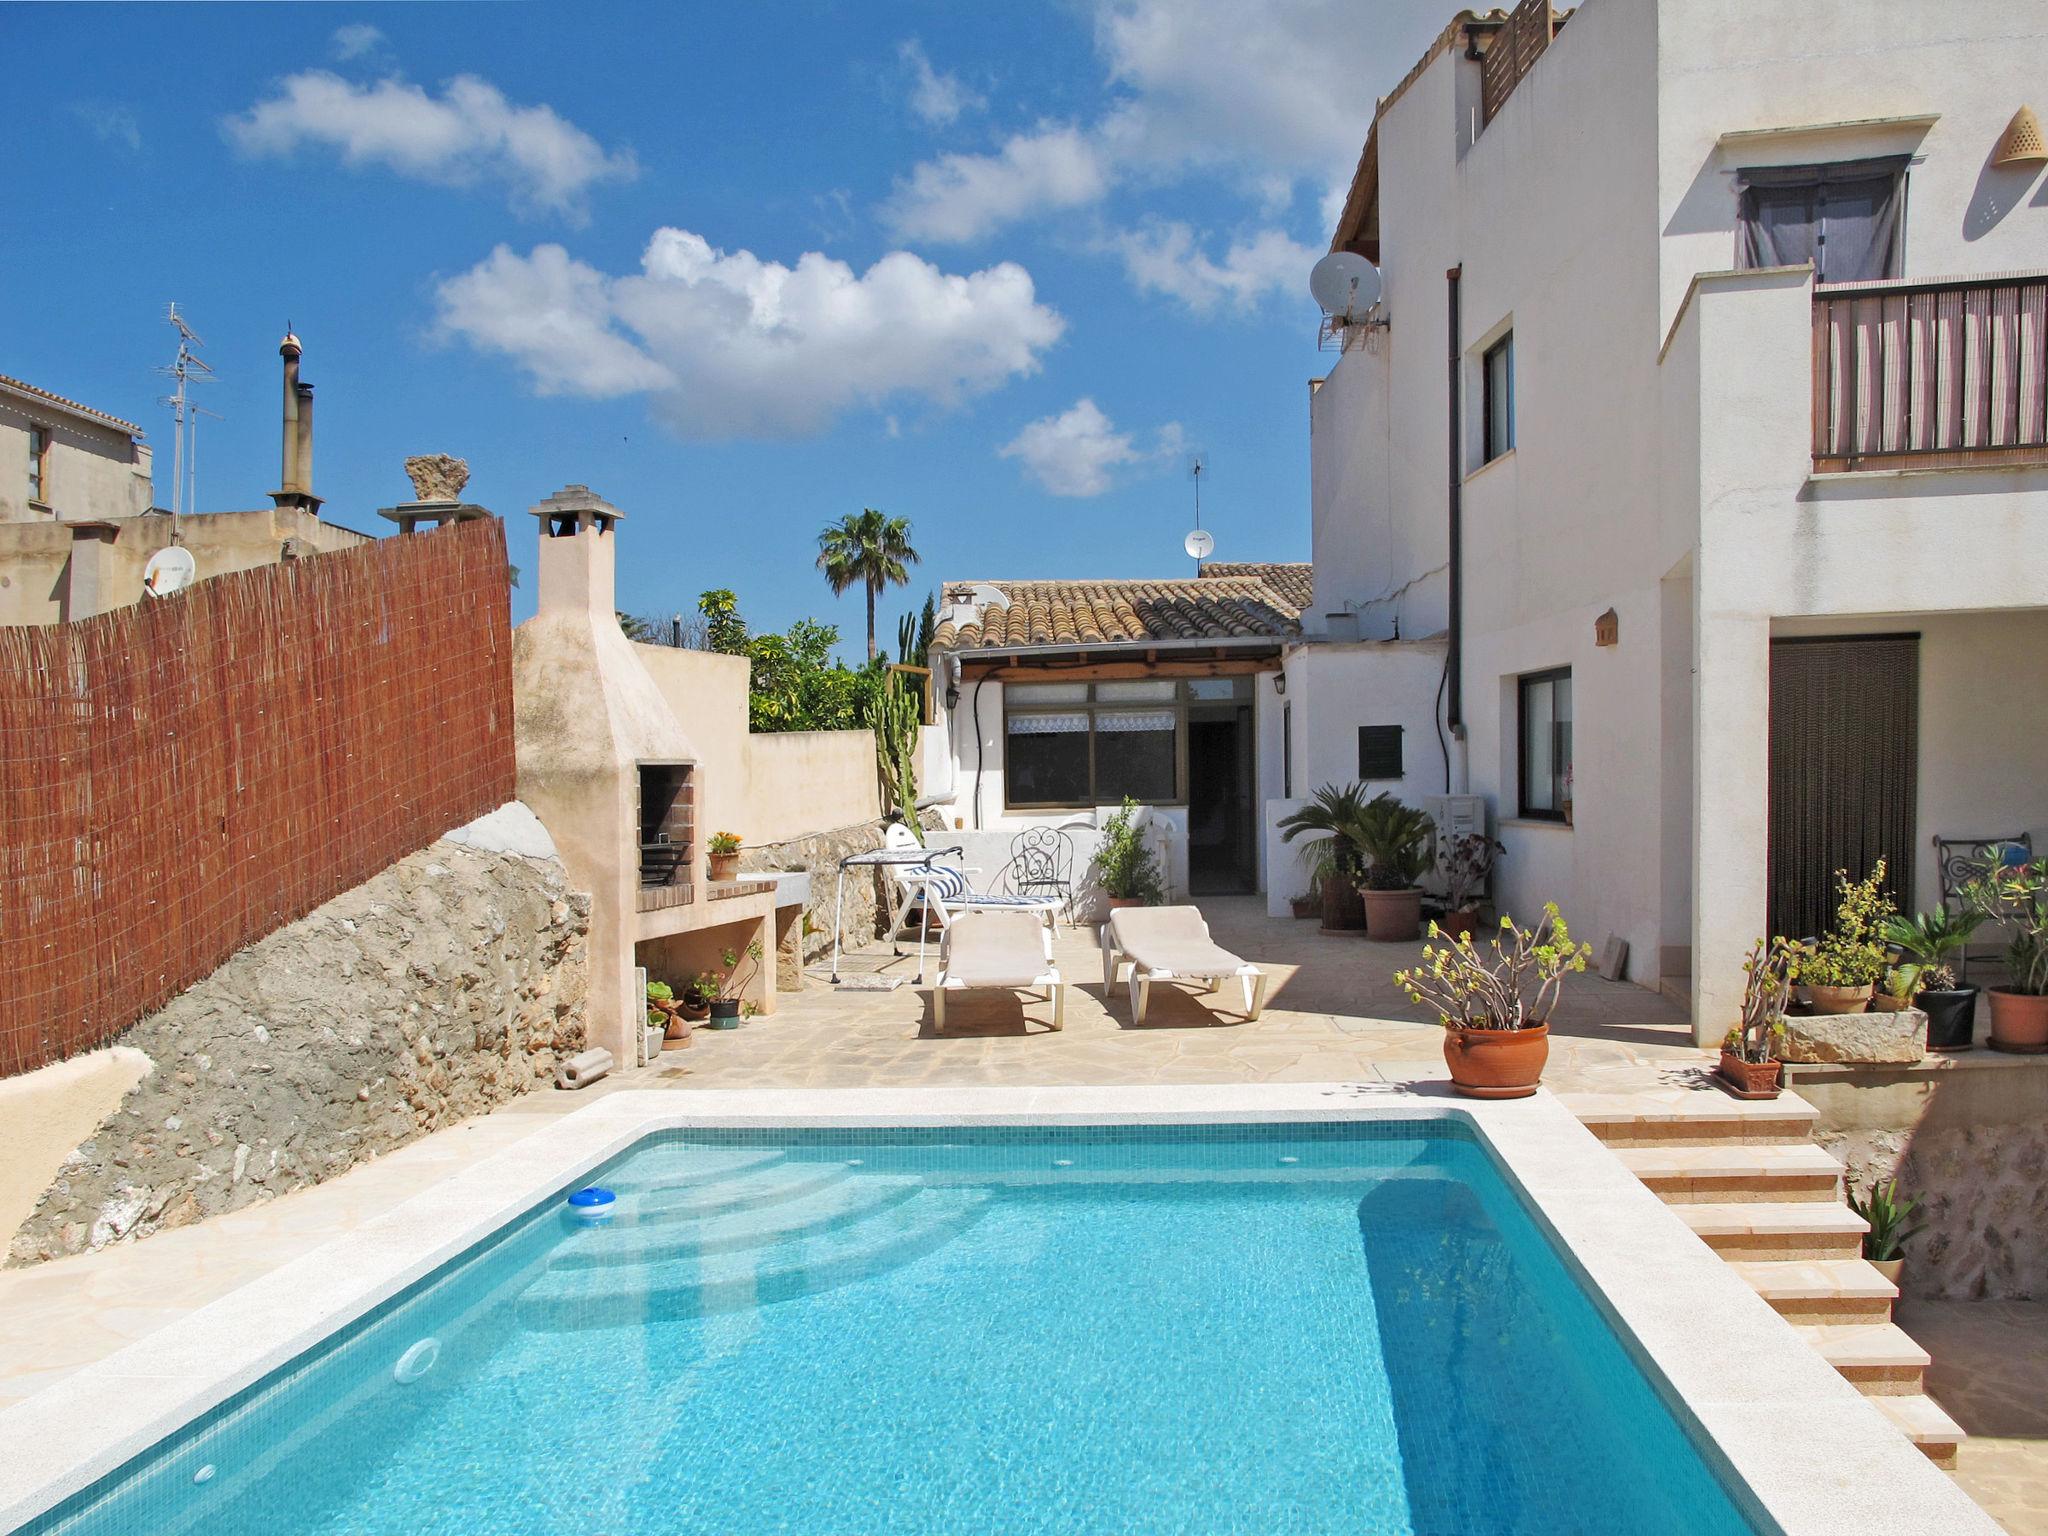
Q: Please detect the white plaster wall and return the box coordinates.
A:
[0,404,152,524]
[1655,0,2048,336]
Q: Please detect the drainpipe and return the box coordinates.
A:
[1445,266,1466,766]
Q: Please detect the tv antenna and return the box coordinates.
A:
[1183,454,1213,570]
[155,303,220,516]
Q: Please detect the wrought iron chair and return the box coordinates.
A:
[1007,826,1077,928]
[1934,832,2034,982]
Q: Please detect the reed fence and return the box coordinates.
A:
[0,516,515,1077]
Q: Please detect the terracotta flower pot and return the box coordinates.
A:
[1106,896,1146,910]
[1320,879,1365,931]
[1987,988,2048,1053]
[707,852,740,883]
[1716,1050,1782,1100]
[1361,886,1423,942]
[1436,909,1478,941]
[663,1013,694,1043]
[1442,1022,1548,1099]
[1869,992,1912,1014]
[1807,983,1874,1015]
[1290,896,1319,920]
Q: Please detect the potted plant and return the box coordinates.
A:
[1354,792,1434,942]
[1278,784,1369,931]
[1718,936,1803,1098]
[1881,909,1984,1050]
[1097,797,1164,909]
[1847,1178,1924,1288]
[1435,832,1504,941]
[1800,862,1895,1015]
[647,979,692,1048]
[1290,872,1322,921]
[707,831,743,883]
[703,941,764,1028]
[1394,902,1591,1098]
[1961,856,2048,1051]
[642,988,671,1064]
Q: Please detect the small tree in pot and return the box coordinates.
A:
[1880,909,1984,1049]
[703,940,765,1027]
[1718,936,1804,1098]
[1435,833,1504,941]
[1395,903,1590,1098]
[1353,792,1434,942]
[1961,856,2048,1051]
[1801,862,1894,1014]
[1096,797,1164,909]
[1278,784,1370,931]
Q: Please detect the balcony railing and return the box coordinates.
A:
[1812,271,2048,472]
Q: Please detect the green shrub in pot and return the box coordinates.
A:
[1351,792,1434,941]
[1962,855,2048,1051]
[1881,908,1984,1049]
[1800,862,1895,1014]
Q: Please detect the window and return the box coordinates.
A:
[1736,157,1907,285]
[26,424,49,505]
[1282,703,1293,799]
[1482,334,1514,462]
[1357,724,1404,780]
[1004,677,1230,808]
[1517,668,1572,820]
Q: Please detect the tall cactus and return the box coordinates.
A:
[868,671,923,844]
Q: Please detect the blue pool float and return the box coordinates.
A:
[567,1186,617,1226]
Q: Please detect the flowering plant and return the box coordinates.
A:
[1801,861,1895,989]
[1722,936,1805,1063]
[1395,902,1591,1031]
[707,831,743,856]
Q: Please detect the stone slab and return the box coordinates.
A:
[1782,1009,1928,1064]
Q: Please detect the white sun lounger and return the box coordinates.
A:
[1100,906,1266,1024]
[933,910,1066,1032]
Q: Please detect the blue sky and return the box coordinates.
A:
[2,1,1447,646]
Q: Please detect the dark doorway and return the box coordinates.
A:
[1187,680,1257,894]
[1767,635,1918,940]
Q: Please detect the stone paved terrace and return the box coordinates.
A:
[658,895,1716,1094]
[1,896,2041,1531]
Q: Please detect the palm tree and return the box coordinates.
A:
[817,509,920,661]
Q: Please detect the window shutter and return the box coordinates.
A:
[1358,725,1404,780]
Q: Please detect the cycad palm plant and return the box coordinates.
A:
[817,509,920,661]
[1279,783,1372,929]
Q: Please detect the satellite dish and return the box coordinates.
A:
[142,546,197,598]
[1184,528,1215,561]
[1309,250,1382,319]
[963,581,1012,612]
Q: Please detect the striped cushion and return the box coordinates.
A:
[922,866,970,901]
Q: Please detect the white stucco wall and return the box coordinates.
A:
[0,399,152,525]
[1306,0,2048,1034]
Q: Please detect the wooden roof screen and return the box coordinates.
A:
[1481,0,1555,126]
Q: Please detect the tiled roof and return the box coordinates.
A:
[0,375,143,436]
[1199,561,1313,610]
[933,565,1310,651]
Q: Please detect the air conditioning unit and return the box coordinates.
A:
[1422,794,1488,853]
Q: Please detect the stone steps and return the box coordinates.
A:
[1610,1141,1845,1203]
[1728,1256,1902,1325]
[1794,1321,1932,1394]
[1568,1081,1966,1471]
[1873,1392,1967,1470]
[1673,1200,1868,1260]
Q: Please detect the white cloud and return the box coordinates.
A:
[330,23,385,61]
[882,124,1107,244]
[437,231,1065,439]
[72,102,141,151]
[1113,221,1319,313]
[999,398,1181,498]
[883,0,1440,256]
[898,39,981,127]
[224,71,636,221]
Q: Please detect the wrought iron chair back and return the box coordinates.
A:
[1008,826,1076,922]
[1934,832,2035,982]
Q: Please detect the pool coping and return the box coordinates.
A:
[0,1082,1999,1535]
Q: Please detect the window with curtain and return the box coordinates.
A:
[1518,668,1573,820]
[1736,157,1908,285]
[1004,678,1188,807]
[1482,333,1514,462]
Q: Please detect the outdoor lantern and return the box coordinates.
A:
[1274,672,1287,695]
[1993,106,2046,166]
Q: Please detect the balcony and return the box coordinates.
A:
[1812,271,2048,473]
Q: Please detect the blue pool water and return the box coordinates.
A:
[23,1123,1768,1535]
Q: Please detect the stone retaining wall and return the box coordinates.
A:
[1803,1064,2048,1300]
[741,811,947,985]
[8,816,588,1266]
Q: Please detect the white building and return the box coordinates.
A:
[1296,0,2048,1039]
[926,566,1309,906]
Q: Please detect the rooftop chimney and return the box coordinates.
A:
[530,483,625,620]
[269,329,323,514]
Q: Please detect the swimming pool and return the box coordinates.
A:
[19,1119,1771,1535]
